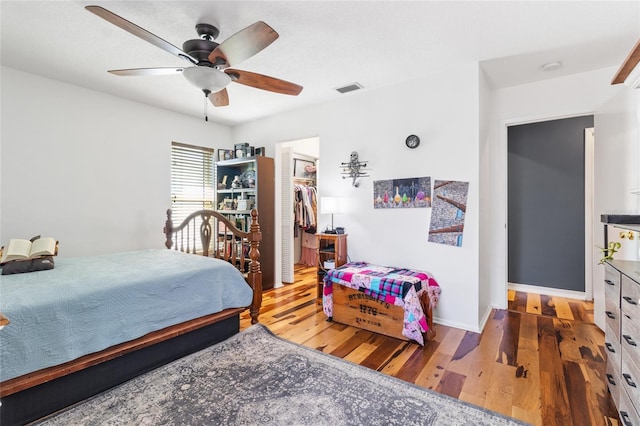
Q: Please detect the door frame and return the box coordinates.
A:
[274,137,320,287]
[502,114,594,301]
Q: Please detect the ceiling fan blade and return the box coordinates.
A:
[108,67,185,76]
[226,69,302,95]
[85,5,197,64]
[208,21,278,68]
[209,88,229,107]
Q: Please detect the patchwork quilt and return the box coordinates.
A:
[322,262,441,345]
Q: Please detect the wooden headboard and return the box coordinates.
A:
[163,208,262,324]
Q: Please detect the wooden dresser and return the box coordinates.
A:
[604,260,640,425]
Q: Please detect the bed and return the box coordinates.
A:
[0,208,262,426]
[322,261,441,345]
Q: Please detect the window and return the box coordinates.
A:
[170,142,214,227]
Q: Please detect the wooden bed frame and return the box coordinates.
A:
[0,208,262,426]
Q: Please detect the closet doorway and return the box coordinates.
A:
[507,116,594,299]
[277,137,319,286]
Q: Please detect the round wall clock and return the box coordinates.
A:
[405,134,420,149]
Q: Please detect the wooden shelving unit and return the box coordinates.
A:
[215,156,275,289]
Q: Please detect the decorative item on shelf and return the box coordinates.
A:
[222,198,235,210]
[598,241,622,264]
[321,196,344,233]
[234,143,250,159]
[237,199,254,211]
[231,175,242,189]
[340,151,369,187]
[217,149,234,161]
[241,170,256,188]
[218,175,228,189]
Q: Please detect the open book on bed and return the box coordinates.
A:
[0,237,58,264]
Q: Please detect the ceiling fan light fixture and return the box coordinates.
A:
[183,66,231,93]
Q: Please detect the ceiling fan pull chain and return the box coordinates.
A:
[203,89,209,121]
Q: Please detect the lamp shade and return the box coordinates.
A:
[321,197,343,214]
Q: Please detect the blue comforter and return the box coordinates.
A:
[0,249,253,382]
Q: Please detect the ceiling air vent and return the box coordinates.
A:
[335,82,363,94]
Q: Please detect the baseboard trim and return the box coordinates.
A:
[478,305,493,332]
[508,282,589,301]
[432,317,483,333]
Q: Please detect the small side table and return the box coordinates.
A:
[316,233,348,303]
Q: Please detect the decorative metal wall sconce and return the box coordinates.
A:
[341,151,369,187]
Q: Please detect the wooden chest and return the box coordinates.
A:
[333,284,405,340]
[332,285,435,342]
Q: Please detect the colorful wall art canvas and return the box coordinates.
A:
[373,177,431,209]
[428,180,469,247]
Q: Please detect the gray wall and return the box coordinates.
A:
[508,115,594,292]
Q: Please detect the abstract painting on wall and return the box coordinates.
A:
[428,180,469,247]
[373,176,431,209]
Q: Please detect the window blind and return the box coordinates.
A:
[170,142,214,227]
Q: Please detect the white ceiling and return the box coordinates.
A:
[1,1,638,126]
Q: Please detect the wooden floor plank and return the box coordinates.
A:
[538,316,573,425]
[569,301,588,322]
[360,335,406,371]
[526,292,542,315]
[564,360,600,426]
[307,323,359,354]
[484,362,517,417]
[414,351,452,391]
[435,370,466,399]
[553,297,575,320]
[433,324,466,356]
[540,294,558,317]
[378,341,422,377]
[447,330,482,376]
[497,310,520,366]
[512,313,541,418]
[514,291,528,313]
[459,313,504,403]
[343,342,378,364]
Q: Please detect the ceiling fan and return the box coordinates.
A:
[85,5,302,116]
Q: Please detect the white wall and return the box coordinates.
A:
[233,63,482,331]
[593,87,640,329]
[486,66,633,330]
[1,67,233,257]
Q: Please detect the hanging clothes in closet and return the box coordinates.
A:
[294,184,317,266]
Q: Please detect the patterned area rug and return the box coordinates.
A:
[37,324,527,425]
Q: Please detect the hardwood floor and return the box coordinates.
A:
[240,265,619,426]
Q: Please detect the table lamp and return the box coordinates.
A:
[320,196,343,233]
